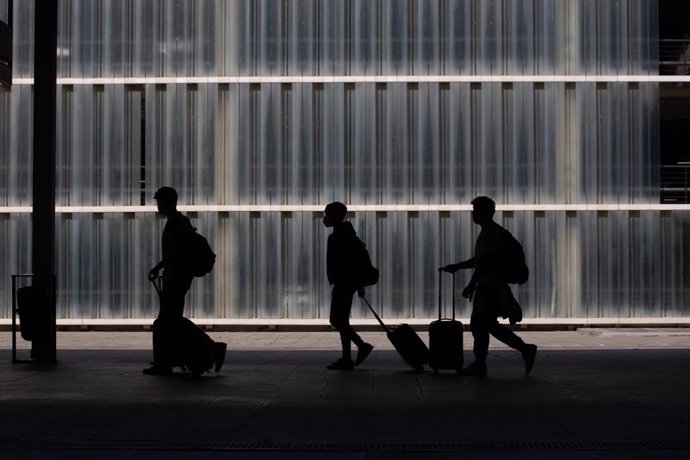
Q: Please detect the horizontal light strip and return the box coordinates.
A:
[10,75,690,85]
[2,317,689,326]
[1,204,690,214]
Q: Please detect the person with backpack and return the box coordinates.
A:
[440,196,537,377]
[323,201,375,370]
[143,186,226,376]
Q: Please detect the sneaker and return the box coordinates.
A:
[522,344,537,375]
[457,362,487,377]
[213,342,228,373]
[355,343,374,366]
[142,365,173,376]
[326,358,354,371]
[190,365,207,378]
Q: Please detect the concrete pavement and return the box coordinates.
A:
[1,330,689,459]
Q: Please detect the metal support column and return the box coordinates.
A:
[31,0,58,362]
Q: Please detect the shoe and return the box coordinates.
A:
[326,358,354,370]
[142,365,173,376]
[522,344,537,375]
[190,366,207,378]
[213,342,227,373]
[355,343,374,366]
[457,362,487,377]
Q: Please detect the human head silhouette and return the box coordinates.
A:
[471,196,496,226]
[153,186,178,217]
[323,201,347,227]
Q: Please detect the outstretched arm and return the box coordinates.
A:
[439,257,476,273]
[438,258,479,301]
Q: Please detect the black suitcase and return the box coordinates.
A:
[153,316,215,375]
[151,278,215,376]
[362,296,429,372]
[428,271,463,373]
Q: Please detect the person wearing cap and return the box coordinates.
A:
[148,186,195,320]
[144,186,226,375]
[323,201,374,370]
[440,196,537,377]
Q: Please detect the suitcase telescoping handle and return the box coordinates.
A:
[150,275,162,298]
[361,296,390,333]
[438,270,456,321]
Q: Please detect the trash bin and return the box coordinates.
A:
[16,286,51,342]
[12,274,57,363]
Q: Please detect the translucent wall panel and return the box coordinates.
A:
[2,0,687,322]
[45,82,663,207]
[0,214,32,316]
[4,209,688,321]
[2,83,676,318]
[0,85,32,206]
[0,0,8,23]
[11,0,659,79]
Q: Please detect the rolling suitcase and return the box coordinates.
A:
[151,277,215,376]
[428,271,463,374]
[362,296,429,372]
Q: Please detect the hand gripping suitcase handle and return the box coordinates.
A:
[438,270,456,321]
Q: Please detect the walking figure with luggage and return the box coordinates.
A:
[440,196,537,377]
[323,201,375,370]
[143,186,227,377]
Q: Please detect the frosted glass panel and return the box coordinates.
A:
[1,0,687,322]
[47,81,662,207]
[9,1,660,79]
[3,210,684,320]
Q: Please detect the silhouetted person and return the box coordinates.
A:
[324,201,374,370]
[144,186,226,376]
[440,196,537,376]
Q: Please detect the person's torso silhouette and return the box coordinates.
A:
[327,221,360,287]
[474,221,509,287]
[161,211,195,284]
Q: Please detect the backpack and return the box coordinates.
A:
[187,229,216,277]
[354,239,380,287]
[502,230,529,285]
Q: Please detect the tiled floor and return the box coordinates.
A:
[1,330,689,459]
